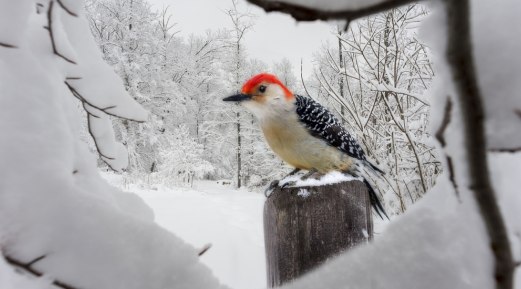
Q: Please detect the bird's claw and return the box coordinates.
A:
[300,169,319,181]
[280,181,296,188]
[264,180,280,197]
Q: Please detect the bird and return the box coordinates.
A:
[223,73,388,219]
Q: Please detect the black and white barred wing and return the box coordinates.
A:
[295,95,366,160]
[294,95,384,174]
[295,95,387,218]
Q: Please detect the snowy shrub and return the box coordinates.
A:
[155,125,214,187]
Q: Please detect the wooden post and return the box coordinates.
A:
[264,180,373,287]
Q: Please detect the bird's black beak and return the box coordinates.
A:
[223,93,252,102]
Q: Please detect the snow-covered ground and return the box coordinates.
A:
[102,173,267,289]
[101,172,390,289]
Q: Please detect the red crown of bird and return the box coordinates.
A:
[241,73,294,100]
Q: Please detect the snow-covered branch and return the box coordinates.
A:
[444,0,514,286]
[368,80,430,105]
[246,0,418,21]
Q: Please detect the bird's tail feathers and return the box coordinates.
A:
[363,178,389,220]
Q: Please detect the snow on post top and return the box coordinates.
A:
[279,171,362,188]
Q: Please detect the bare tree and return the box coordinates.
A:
[310,5,438,214]
[225,0,255,188]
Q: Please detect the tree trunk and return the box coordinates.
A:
[236,111,241,188]
[264,180,373,287]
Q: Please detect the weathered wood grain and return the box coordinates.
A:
[264,180,372,287]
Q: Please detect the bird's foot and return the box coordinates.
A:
[300,169,320,181]
[278,168,301,183]
[286,168,301,177]
[280,180,297,188]
[340,170,358,178]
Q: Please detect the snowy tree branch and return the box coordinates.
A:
[300,59,312,98]
[435,97,460,198]
[0,42,17,48]
[64,79,145,171]
[444,0,514,288]
[197,243,212,256]
[368,80,430,106]
[56,0,78,17]
[64,80,144,122]
[488,147,521,153]
[4,254,79,289]
[434,97,451,147]
[246,0,419,21]
[45,0,77,64]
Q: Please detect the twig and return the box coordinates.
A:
[488,147,521,153]
[343,18,352,32]
[445,0,514,288]
[434,98,460,199]
[27,255,46,267]
[45,0,77,64]
[86,109,115,161]
[64,80,144,122]
[0,42,17,48]
[368,80,430,106]
[56,0,78,17]
[64,79,142,171]
[300,59,312,98]
[4,254,79,289]
[247,0,419,21]
[197,243,212,256]
[84,104,122,172]
[37,3,45,14]
[435,97,452,147]
[446,156,460,200]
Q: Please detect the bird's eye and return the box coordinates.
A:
[259,85,267,93]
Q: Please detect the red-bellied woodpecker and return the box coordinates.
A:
[223,73,388,219]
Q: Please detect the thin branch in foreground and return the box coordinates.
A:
[83,103,124,172]
[488,147,521,153]
[26,255,46,267]
[4,254,79,289]
[45,0,77,64]
[445,0,514,288]
[343,18,352,32]
[300,58,312,98]
[197,243,212,256]
[65,79,143,171]
[85,109,116,162]
[445,156,460,200]
[64,80,144,123]
[56,0,78,17]
[247,0,418,21]
[0,42,17,48]
[434,98,460,199]
[37,3,45,14]
[435,97,452,147]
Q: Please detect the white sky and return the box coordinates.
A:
[146,0,338,78]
